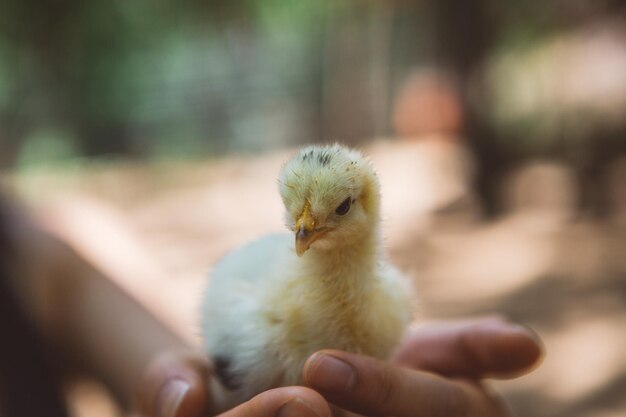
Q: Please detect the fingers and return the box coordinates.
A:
[136,352,332,417]
[303,350,508,417]
[392,317,544,378]
[136,351,211,417]
[218,387,331,417]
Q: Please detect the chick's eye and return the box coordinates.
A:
[335,197,352,215]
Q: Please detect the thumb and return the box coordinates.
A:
[303,350,505,417]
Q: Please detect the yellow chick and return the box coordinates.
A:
[202,144,412,411]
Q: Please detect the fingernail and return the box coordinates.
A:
[307,353,355,393]
[510,323,545,353]
[277,398,323,417]
[503,322,542,343]
[487,318,530,337]
[159,379,190,417]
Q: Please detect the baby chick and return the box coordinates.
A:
[201,144,412,411]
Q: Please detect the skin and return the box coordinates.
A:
[6,219,189,406]
[135,317,544,417]
[2,198,543,417]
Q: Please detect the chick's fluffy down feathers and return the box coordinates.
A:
[202,144,412,411]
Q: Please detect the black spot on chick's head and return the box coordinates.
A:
[318,152,332,166]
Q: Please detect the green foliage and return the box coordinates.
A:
[0,0,621,166]
[16,128,80,167]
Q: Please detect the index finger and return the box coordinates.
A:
[218,387,331,417]
[303,350,508,417]
[392,317,544,378]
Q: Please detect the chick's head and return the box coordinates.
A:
[278,144,380,256]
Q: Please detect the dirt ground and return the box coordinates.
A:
[10,139,626,417]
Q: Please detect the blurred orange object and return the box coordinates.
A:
[392,70,464,139]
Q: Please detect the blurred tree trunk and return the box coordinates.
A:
[431,0,507,216]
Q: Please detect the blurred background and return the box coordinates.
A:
[1,0,625,416]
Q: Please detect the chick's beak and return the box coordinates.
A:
[295,204,322,256]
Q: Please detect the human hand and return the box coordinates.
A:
[135,350,331,417]
[135,350,210,417]
[135,318,542,417]
[302,317,543,417]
